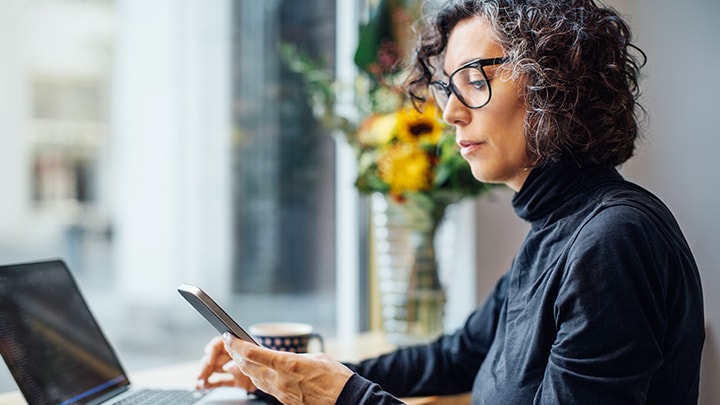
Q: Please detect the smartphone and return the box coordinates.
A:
[177,283,259,345]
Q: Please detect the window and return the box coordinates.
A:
[230,0,336,299]
[0,0,347,391]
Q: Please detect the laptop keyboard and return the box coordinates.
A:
[110,389,204,404]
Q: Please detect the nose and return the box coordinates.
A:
[441,93,470,126]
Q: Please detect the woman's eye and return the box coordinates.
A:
[460,75,487,91]
[455,68,487,92]
[469,79,487,90]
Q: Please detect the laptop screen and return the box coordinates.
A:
[0,260,130,404]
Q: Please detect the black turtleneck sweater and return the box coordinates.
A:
[337,162,704,404]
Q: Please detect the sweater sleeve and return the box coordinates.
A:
[335,374,405,404]
[339,274,509,401]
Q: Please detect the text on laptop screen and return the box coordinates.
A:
[0,260,130,404]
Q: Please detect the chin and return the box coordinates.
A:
[470,166,493,184]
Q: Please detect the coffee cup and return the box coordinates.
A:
[249,322,324,353]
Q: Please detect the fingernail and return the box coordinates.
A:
[222,332,231,343]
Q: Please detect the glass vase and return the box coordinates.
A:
[371,193,450,346]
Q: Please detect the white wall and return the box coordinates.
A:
[621,1,720,402]
[473,1,720,403]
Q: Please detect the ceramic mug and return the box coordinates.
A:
[249,322,324,353]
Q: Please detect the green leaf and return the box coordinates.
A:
[354,0,394,73]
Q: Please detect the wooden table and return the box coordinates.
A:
[0,332,470,404]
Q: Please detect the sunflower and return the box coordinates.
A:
[396,102,445,146]
[377,142,432,196]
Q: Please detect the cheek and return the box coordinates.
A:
[494,98,528,155]
[506,119,527,158]
[475,109,530,182]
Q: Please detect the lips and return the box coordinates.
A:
[457,139,486,157]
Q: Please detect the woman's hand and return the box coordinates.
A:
[196,336,255,392]
[223,333,354,405]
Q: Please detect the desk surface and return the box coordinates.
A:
[0,332,469,405]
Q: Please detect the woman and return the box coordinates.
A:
[196,0,705,403]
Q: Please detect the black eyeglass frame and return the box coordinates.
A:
[430,56,509,110]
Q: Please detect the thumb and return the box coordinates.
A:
[221,359,257,392]
[223,333,278,368]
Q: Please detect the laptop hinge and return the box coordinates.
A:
[86,385,131,405]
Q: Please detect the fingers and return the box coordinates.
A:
[197,372,235,390]
[223,333,279,368]
[222,360,257,392]
[197,337,227,379]
[222,334,299,396]
[194,336,259,392]
[204,336,229,362]
[221,334,354,404]
[196,336,235,389]
[234,356,276,392]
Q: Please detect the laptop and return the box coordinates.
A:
[0,259,264,404]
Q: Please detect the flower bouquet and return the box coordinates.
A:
[283,0,495,343]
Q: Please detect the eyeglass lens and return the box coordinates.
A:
[430,65,491,111]
[452,68,490,107]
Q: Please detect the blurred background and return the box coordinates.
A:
[1,0,718,403]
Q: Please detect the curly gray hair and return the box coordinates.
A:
[406,0,646,167]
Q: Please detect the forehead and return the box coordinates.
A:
[444,16,504,72]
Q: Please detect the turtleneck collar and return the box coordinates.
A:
[512,161,621,224]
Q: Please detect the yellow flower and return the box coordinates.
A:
[396,102,444,146]
[377,142,432,195]
[356,112,397,147]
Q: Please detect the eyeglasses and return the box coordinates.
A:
[430,57,508,111]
